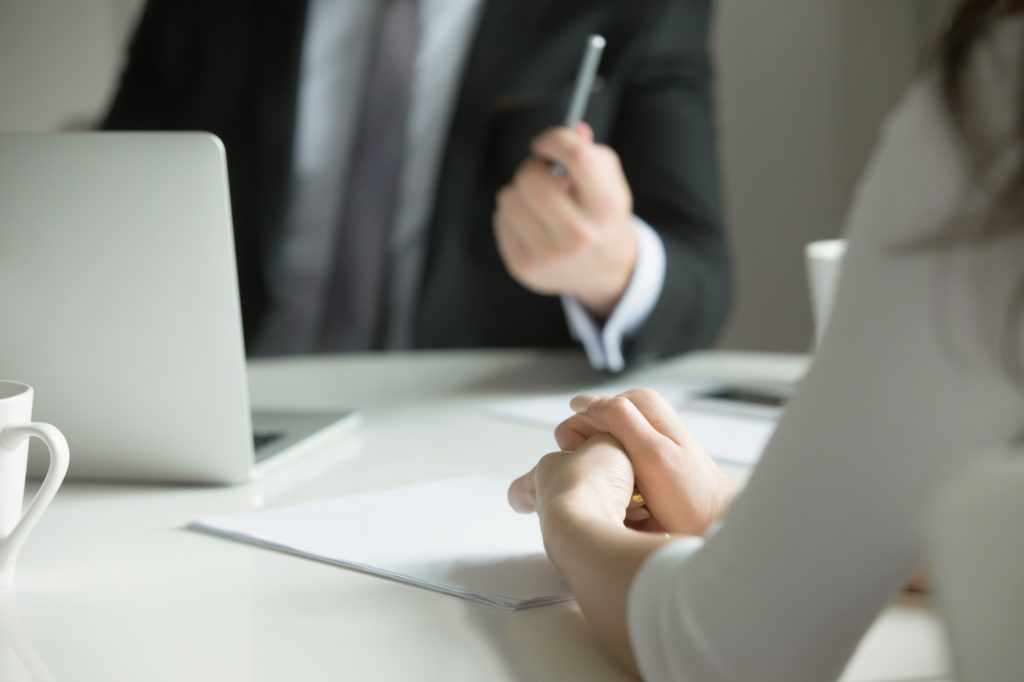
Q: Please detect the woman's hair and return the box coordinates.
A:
[936,0,1024,375]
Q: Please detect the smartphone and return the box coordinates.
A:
[697,387,788,408]
[685,385,791,419]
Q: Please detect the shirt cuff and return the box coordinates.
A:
[561,216,667,372]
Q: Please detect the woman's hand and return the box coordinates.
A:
[508,433,635,529]
[509,390,733,676]
[508,432,672,677]
[555,388,738,536]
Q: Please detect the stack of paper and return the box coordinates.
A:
[190,477,571,609]
[489,382,779,467]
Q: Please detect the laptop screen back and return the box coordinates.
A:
[0,133,254,483]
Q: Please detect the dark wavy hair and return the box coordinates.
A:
[935,0,1024,376]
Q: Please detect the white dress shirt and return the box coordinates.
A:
[254,0,665,370]
[627,19,1024,681]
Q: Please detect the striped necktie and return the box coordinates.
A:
[318,0,419,351]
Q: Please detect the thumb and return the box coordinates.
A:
[508,469,538,513]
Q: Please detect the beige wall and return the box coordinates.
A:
[714,0,947,351]
[0,0,956,352]
[0,0,141,131]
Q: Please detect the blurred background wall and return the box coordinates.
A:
[0,0,958,353]
[714,0,956,351]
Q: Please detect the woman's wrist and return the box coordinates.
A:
[540,489,623,530]
[540,492,629,564]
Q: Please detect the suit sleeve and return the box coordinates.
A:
[612,0,731,365]
[101,0,193,129]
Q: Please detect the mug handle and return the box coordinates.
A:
[0,423,70,566]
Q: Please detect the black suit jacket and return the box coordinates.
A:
[103,0,731,366]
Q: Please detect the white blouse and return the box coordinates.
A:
[628,19,1024,682]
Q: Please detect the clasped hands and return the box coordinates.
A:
[493,123,637,319]
[509,388,738,537]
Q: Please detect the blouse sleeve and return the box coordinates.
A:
[627,66,1024,681]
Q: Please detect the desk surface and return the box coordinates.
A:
[7,350,951,681]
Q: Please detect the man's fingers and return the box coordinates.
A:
[495,185,560,272]
[530,127,612,207]
[498,176,577,259]
[515,160,592,250]
[508,171,565,250]
[574,121,595,143]
[493,206,531,269]
[508,468,538,514]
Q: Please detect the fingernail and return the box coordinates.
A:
[570,394,596,413]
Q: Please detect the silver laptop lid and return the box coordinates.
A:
[0,133,254,484]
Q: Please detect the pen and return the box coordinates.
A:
[627,491,651,523]
[551,33,606,178]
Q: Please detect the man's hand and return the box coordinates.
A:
[493,124,637,319]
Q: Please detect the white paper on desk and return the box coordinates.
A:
[190,477,571,610]
[489,380,712,430]
[490,383,778,467]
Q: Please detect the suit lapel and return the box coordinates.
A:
[420,0,547,291]
[253,0,309,256]
[450,0,548,132]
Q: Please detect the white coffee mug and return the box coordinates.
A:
[804,239,847,348]
[0,381,69,589]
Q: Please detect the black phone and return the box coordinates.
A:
[697,387,788,408]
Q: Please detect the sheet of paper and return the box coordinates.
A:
[490,382,778,467]
[489,380,713,429]
[190,477,570,610]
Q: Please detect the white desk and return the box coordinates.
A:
[6,350,952,681]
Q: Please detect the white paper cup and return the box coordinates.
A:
[805,239,847,348]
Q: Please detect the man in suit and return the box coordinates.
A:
[103,0,730,371]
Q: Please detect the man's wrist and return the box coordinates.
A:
[571,225,638,318]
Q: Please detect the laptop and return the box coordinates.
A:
[0,133,359,484]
